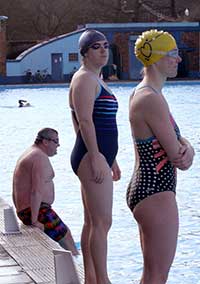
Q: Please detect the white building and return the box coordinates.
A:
[6,29,84,83]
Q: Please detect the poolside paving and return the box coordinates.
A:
[0,244,34,283]
[0,197,84,284]
[0,198,34,283]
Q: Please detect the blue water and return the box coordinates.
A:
[0,82,200,284]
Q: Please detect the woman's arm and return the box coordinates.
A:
[69,87,79,134]
[142,93,195,171]
[173,136,195,170]
[142,92,182,163]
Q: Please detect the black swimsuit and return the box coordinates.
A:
[126,87,181,211]
[70,84,118,174]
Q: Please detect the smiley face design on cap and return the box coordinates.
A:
[139,41,152,62]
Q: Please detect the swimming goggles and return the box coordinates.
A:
[89,42,110,50]
[165,49,180,58]
[152,48,179,58]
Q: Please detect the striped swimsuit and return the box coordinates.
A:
[70,84,118,174]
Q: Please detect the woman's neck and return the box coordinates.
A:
[142,67,166,93]
[82,62,101,76]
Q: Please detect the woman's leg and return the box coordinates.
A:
[80,187,97,284]
[78,154,113,284]
[134,192,179,284]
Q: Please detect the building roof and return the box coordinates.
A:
[85,22,200,32]
[8,21,200,62]
[14,28,85,61]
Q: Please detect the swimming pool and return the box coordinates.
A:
[0,82,200,283]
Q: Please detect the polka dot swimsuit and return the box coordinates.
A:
[126,86,181,211]
[126,134,179,211]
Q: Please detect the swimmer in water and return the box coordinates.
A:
[18,99,31,107]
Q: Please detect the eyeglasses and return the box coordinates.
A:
[46,138,59,145]
[89,42,110,50]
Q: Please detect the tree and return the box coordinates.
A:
[0,0,199,42]
[170,0,178,18]
[20,0,76,40]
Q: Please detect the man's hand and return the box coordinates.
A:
[32,220,44,231]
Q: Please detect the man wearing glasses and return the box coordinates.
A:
[12,127,78,256]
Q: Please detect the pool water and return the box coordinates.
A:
[0,82,199,283]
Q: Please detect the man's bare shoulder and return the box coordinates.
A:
[18,145,48,164]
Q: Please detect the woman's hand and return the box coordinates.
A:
[173,140,195,170]
[90,153,108,184]
[111,160,121,181]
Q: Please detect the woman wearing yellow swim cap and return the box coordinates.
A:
[127,30,195,284]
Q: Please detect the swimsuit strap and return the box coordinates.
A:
[96,77,113,97]
[135,85,160,95]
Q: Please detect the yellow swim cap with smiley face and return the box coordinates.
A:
[134,29,177,66]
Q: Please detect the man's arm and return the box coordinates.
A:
[31,157,45,229]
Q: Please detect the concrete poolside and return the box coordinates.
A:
[0,197,84,284]
[0,243,34,284]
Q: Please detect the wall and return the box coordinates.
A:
[182,31,200,77]
[0,20,7,76]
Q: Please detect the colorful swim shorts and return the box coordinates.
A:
[17,202,68,242]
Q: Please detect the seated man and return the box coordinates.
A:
[12,127,78,256]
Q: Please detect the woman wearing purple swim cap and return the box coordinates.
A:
[69,30,121,284]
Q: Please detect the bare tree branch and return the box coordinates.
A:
[139,0,178,21]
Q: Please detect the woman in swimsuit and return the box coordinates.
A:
[69,30,121,284]
[127,30,195,284]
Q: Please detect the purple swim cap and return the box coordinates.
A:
[79,30,107,56]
